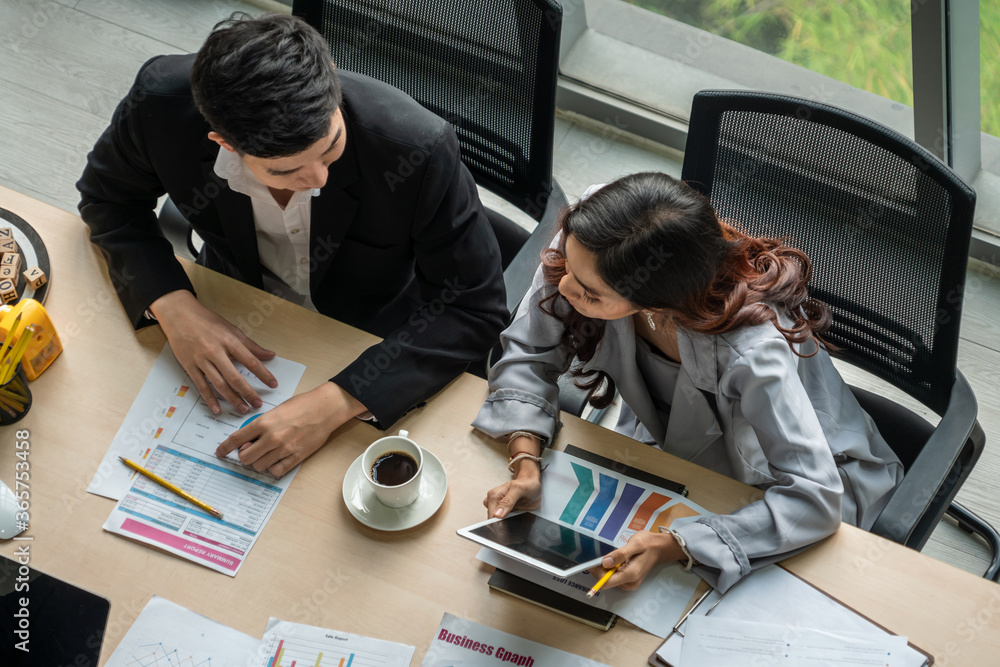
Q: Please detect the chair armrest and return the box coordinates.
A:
[870,370,981,549]
[501,181,567,314]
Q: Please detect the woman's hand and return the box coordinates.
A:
[590,530,685,592]
[484,472,542,518]
[215,382,367,477]
[150,290,277,414]
[484,434,543,518]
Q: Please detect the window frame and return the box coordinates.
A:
[556,0,1000,262]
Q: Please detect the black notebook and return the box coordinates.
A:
[488,568,619,631]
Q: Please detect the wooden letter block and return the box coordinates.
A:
[0,279,18,304]
[22,266,46,290]
[0,238,17,255]
[0,266,16,282]
[0,228,12,241]
[0,253,20,274]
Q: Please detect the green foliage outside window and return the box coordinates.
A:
[624,0,999,136]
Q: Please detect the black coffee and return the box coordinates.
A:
[370,451,418,486]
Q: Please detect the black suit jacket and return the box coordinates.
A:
[77,54,507,426]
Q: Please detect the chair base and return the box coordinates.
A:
[947,501,1000,581]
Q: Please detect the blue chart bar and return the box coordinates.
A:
[581,473,618,531]
[560,463,595,524]
[599,483,644,540]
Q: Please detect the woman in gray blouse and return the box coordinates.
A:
[472,172,903,593]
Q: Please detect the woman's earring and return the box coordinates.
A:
[645,311,656,331]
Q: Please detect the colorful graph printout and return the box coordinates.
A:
[254,619,414,667]
[542,453,704,545]
[477,448,712,637]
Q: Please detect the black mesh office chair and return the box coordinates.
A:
[292,0,567,317]
[682,90,999,580]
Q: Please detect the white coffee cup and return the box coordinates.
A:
[361,429,423,508]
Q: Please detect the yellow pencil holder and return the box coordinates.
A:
[0,364,32,425]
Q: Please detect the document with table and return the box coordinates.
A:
[651,564,931,667]
[93,346,306,574]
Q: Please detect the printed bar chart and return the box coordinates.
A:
[256,620,412,667]
[267,639,353,667]
[553,456,702,542]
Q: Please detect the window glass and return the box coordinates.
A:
[983,2,999,136]
[622,1,914,105]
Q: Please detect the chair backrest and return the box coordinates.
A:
[293,0,562,221]
[681,90,977,417]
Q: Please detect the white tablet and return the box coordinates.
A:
[457,511,618,577]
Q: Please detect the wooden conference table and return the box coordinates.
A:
[1,184,999,665]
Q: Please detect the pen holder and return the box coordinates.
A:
[0,364,32,424]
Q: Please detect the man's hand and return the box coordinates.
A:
[589,531,685,592]
[215,382,368,477]
[150,290,277,414]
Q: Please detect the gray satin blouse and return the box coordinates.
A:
[472,248,903,592]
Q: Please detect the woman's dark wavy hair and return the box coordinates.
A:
[191,13,341,158]
[541,172,833,408]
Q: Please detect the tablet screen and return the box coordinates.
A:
[467,513,617,573]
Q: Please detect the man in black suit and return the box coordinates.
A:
[77,13,506,477]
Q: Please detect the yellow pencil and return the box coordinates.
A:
[1,323,34,384]
[118,456,224,519]
[586,562,622,598]
[0,312,22,365]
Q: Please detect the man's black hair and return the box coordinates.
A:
[191,13,341,158]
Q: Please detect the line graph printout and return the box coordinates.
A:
[105,596,260,667]
[254,619,414,667]
[477,448,711,637]
[89,345,306,500]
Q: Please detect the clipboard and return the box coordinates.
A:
[648,564,933,667]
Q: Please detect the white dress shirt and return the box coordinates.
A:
[214,147,319,311]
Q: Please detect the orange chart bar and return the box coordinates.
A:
[649,503,700,533]
[627,492,671,531]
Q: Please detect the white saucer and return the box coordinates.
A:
[342,447,448,531]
